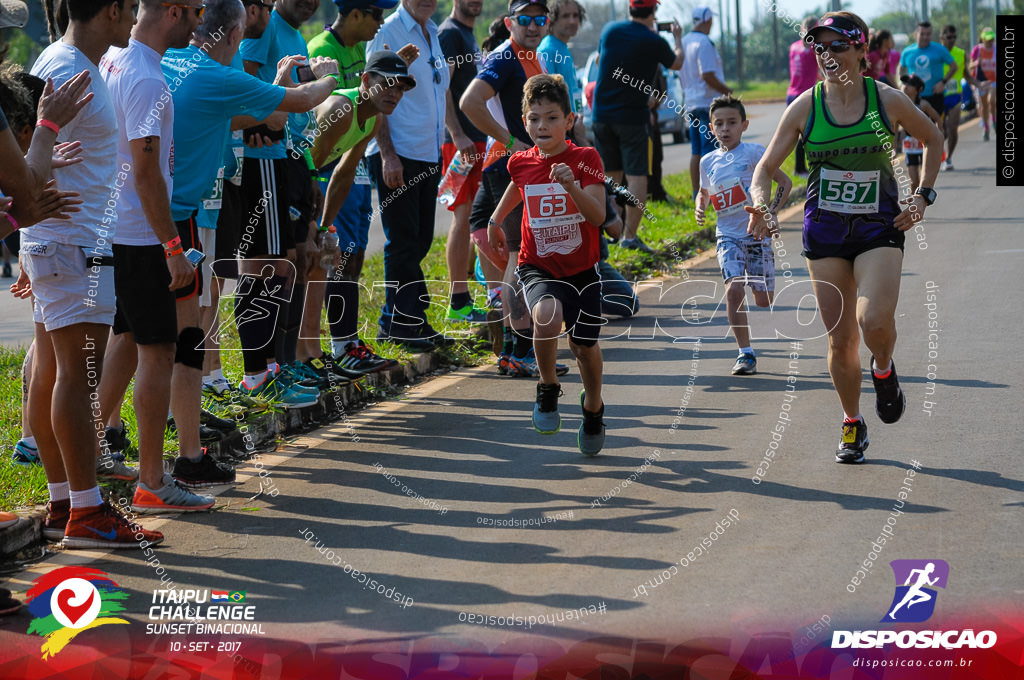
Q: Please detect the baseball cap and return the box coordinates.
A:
[899,74,925,91]
[334,0,398,12]
[0,0,28,29]
[629,0,657,9]
[807,15,865,44]
[981,27,995,40]
[691,6,716,23]
[364,50,416,89]
[509,0,548,13]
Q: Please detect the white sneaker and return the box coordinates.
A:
[204,377,231,395]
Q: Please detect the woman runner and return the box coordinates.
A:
[746,11,943,463]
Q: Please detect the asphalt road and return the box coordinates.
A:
[0,102,789,350]
[1,116,1019,668]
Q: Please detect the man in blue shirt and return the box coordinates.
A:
[538,0,585,142]
[592,0,682,253]
[366,0,452,351]
[900,21,957,118]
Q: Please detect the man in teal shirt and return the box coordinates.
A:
[538,0,586,143]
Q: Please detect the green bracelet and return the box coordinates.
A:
[505,135,515,150]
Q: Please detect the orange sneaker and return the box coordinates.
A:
[61,502,164,550]
[0,511,19,530]
[43,500,70,541]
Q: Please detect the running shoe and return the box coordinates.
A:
[11,438,39,466]
[171,449,236,488]
[983,127,990,141]
[941,160,954,171]
[239,375,318,409]
[133,473,215,514]
[96,449,139,481]
[497,352,510,375]
[279,362,325,390]
[619,237,655,254]
[337,340,396,374]
[533,383,562,434]
[62,502,164,550]
[307,354,361,381]
[377,331,435,353]
[871,357,906,424]
[200,408,237,432]
[731,353,757,375]
[0,511,18,529]
[506,349,570,378]
[43,499,70,541]
[578,390,606,456]
[835,417,869,464]
[448,304,488,323]
[487,289,502,310]
[207,383,269,411]
[0,588,21,616]
[203,376,232,396]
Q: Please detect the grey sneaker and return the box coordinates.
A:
[731,353,757,375]
[619,237,654,254]
[532,383,562,434]
[578,390,606,456]
[133,473,215,514]
[96,449,138,481]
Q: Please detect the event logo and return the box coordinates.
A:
[25,566,130,659]
[882,559,949,623]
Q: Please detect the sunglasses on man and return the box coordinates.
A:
[513,15,548,26]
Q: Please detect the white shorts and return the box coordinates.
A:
[20,240,116,331]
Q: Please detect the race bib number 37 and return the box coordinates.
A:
[710,177,749,217]
[819,168,880,214]
[524,182,584,257]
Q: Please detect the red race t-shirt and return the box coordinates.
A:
[508,142,604,278]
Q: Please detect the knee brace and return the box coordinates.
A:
[174,326,206,370]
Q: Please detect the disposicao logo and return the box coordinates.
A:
[882,559,948,623]
[832,559,997,650]
[25,566,130,659]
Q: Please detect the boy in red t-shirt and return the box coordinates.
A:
[487,73,619,455]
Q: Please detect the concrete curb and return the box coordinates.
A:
[0,350,446,559]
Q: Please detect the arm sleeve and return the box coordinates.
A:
[476,50,508,90]
[123,77,171,141]
[224,68,287,120]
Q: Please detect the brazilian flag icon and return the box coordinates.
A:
[228,591,246,602]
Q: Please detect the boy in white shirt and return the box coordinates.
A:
[695,95,791,375]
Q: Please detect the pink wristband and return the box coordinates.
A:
[4,212,18,232]
[36,119,60,135]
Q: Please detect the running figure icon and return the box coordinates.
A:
[888,562,939,619]
[882,559,950,623]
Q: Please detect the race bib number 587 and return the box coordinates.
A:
[819,168,880,214]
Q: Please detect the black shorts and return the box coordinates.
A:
[239,156,293,257]
[906,153,922,167]
[285,155,315,246]
[214,180,242,278]
[517,263,603,347]
[592,120,651,176]
[174,212,203,300]
[803,230,905,262]
[923,93,945,116]
[112,244,178,344]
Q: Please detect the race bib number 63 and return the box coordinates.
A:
[819,168,880,214]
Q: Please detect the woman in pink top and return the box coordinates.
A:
[867,29,899,85]
[786,16,818,174]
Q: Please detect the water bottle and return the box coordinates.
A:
[437,150,476,207]
[320,225,340,277]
